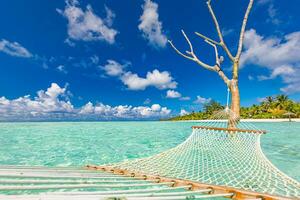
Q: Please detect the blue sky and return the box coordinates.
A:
[0,0,300,120]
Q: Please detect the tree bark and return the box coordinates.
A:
[230,79,240,119]
[228,61,241,128]
[227,80,240,128]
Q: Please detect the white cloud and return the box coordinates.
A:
[165,90,190,100]
[160,107,171,115]
[0,39,32,58]
[257,65,295,81]
[241,29,300,67]
[194,96,211,104]
[257,97,267,103]
[80,102,170,119]
[266,4,281,25]
[64,38,76,47]
[57,65,68,74]
[101,60,126,76]
[179,96,191,101]
[58,0,118,44]
[100,59,177,91]
[241,29,300,94]
[257,0,281,25]
[104,6,115,27]
[0,83,73,120]
[78,101,94,114]
[180,109,189,116]
[90,55,99,64]
[151,104,161,111]
[221,28,234,36]
[280,83,300,94]
[166,90,181,98]
[257,0,273,5]
[0,83,171,121]
[138,0,167,48]
[121,69,177,90]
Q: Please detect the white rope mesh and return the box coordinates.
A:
[106,109,300,198]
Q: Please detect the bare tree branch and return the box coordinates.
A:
[195,32,220,45]
[168,40,194,61]
[206,0,235,61]
[236,0,254,59]
[168,30,216,71]
[217,67,231,87]
[204,40,230,86]
[204,40,219,66]
[168,30,230,86]
[181,30,194,53]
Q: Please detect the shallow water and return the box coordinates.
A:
[0,121,299,181]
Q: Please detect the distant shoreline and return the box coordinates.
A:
[169,118,300,122]
[0,119,300,123]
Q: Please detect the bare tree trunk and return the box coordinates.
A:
[228,61,241,128]
[230,80,240,119]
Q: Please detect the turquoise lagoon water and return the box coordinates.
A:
[0,121,299,182]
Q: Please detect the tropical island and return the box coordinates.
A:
[167,95,300,121]
[1,0,300,199]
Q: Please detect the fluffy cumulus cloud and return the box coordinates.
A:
[101,60,177,91]
[138,0,167,48]
[121,70,177,90]
[194,96,211,104]
[101,60,126,76]
[0,83,171,121]
[0,39,32,58]
[241,29,300,94]
[72,102,171,119]
[180,109,189,116]
[166,90,181,98]
[57,0,118,44]
[0,83,73,120]
[166,90,190,100]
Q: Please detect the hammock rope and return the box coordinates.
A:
[226,87,230,109]
[0,166,233,199]
[102,109,300,199]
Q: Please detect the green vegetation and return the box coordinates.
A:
[168,95,300,121]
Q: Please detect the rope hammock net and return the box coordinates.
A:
[103,108,300,198]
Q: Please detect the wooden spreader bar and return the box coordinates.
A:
[192,126,267,134]
[87,165,292,200]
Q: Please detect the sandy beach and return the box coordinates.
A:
[174,118,300,122]
[241,118,300,122]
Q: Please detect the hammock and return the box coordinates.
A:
[0,109,299,199]
[0,166,234,199]
[95,108,300,199]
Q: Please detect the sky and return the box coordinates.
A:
[0,0,300,121]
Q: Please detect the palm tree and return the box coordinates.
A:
[266,96,274,103]
[203,101,224,115]
[275,95,288,110]
[265,96,274,108]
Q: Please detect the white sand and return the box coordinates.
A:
[240,118,300,122]
[174,118,300,122]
